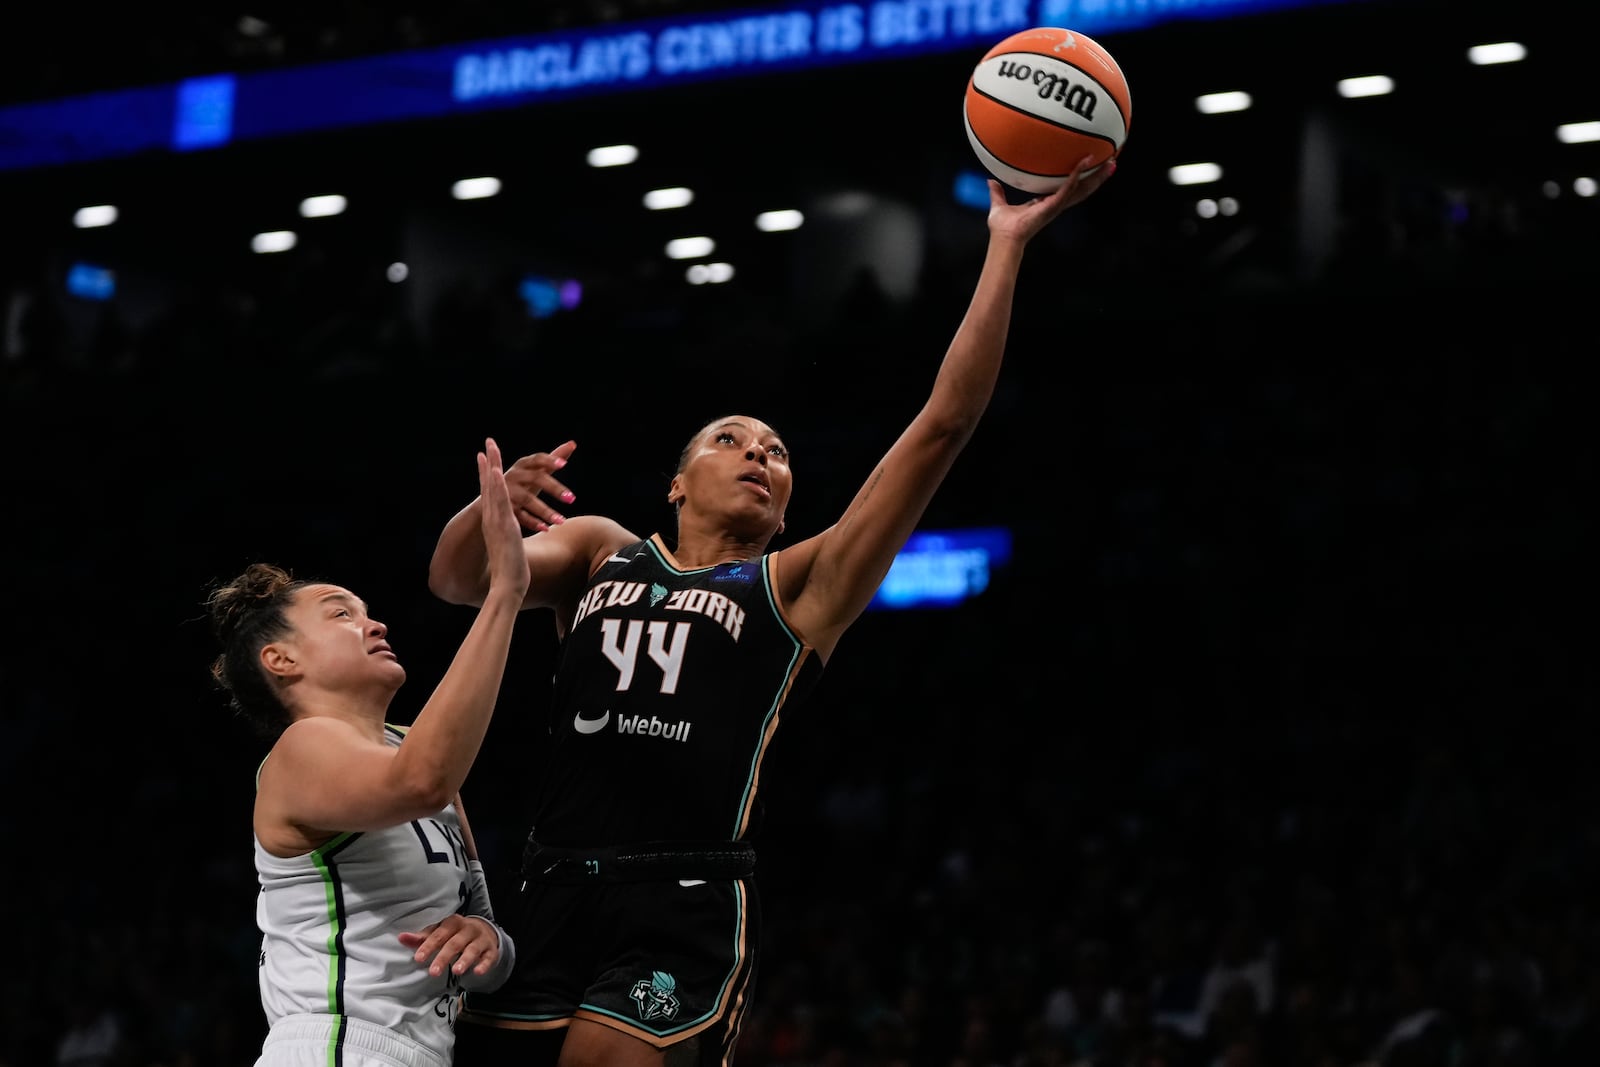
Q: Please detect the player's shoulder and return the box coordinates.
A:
[273,714,380,757]
[553,514,642,568]
[562,513,639,545]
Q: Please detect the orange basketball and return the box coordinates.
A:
[964,26,1132,193]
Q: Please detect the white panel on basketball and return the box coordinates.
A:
[962,112,1102,195]
[969,51,1129,147]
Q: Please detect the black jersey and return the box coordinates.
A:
[530,534,823,848]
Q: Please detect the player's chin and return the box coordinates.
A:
[725,510,779,541]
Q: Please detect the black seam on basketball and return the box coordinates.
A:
[965,117,1066,180]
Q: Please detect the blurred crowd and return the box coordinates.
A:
[6,651,1597,1067]
[1,184,1592,1067]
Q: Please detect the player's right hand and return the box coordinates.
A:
[503,440,578,533]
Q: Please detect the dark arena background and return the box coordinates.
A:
[2,0,1595,1064]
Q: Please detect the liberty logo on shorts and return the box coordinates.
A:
[630,970,682,1021]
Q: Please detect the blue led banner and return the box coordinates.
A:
[869,526,1014,610]
[0,0,1363,173]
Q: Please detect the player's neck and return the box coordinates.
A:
[671,526,765,570]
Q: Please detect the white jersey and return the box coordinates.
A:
[254,724,476,1063]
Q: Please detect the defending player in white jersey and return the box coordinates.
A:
[204,439,528,1067]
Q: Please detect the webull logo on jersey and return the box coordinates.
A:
[619,712,693,743]
[573,579,747,639]
[573,707,692,742]
[631,970,681,1021]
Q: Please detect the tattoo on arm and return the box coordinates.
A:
[839,467,885,535]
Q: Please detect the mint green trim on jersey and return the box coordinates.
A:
[310,832,357,1014]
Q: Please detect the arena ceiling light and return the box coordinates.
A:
[587,144,639,167]
[1195,91,1252,114]
[1337,75,1395,98]
[1467,42,1526,65]
[755,209,803,232]
[643,187,694,210]
[687,262,735,285]
[451,176,501,200]
[1168,162,1223,186]
[1195,197,1239,218]
[251,230,297,253]
[665,236,715,259]
[1557,121,1600,144]
[72,204,118,228]
[299,194,347,217]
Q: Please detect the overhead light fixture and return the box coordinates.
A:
[665,236,715,260]
[299,194,347,218]
[1337,75,1395,98]
[1467,42,1526,65]
[687,263,735,285]
[588,144,640,167]
[643,187,694,210]
[1195,91,1252,114]
[755,209,804,232]
[251,230,297,254]
[1557,121,1600,144]
[1168,162,1223,186]
[73,205,118,228]
[452,177,502,200]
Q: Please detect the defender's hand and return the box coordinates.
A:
[398,914,503,978]
[478,438,532,600]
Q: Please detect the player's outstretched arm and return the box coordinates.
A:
[781,158,1116,657]
[260,440,531,835]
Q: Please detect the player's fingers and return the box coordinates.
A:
[470,938,501,975]
[517,502,564,531]
[532,475,574,504]
[1066,158,1116,205]
[409,926,455,966]
[428,929,480,977]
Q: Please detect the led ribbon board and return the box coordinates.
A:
[869,527,1014,610]
[0,0,1367,172]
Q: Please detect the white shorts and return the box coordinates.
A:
[255,1013,448,1067]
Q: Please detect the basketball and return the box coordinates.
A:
[964,26,1132,194]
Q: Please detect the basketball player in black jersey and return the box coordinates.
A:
[428,158,1115,1067]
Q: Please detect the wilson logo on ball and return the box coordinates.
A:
[964,26,1132,194]
[993,60,1099,121]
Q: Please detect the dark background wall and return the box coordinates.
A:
[1,1,1595,1064]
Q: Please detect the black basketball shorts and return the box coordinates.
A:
[459,873,761,1063]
